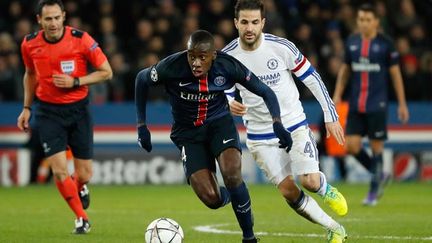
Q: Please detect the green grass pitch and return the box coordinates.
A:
[1,183,431,242]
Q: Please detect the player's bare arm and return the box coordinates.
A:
[17,68,37,132]
[325,121,345,145]
[229,100,247,116]
[53,60,113,88]
[333,63,351,104]
[389,64,409,124]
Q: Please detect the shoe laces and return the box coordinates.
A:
[325,185,338,200]
[80,185,89,197]
[75,217,84,228]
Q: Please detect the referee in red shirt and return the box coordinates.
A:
[17,0,112,234]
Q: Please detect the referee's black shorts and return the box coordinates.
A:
[34,97,93,159]
[170,114,241,180]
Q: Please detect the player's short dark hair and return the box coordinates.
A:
[188,30,215,50]
[36,0,65,15]
[358,3,377,17]
[234,0,265,19]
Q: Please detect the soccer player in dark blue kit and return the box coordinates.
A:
[333,4,409,206]
[135,30,292,242]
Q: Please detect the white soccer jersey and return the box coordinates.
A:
[223,33,338,135]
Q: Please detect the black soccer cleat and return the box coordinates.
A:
[242,237,259,243]
[79,185,90,210]
[72,217,91,234]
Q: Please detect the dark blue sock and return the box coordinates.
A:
[354,149,372,172]
[227,182,254,239]
[219,186,231,207]
[370,153,383,193]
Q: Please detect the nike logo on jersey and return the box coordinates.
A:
[223,138,235,144]
[179,82,192,87]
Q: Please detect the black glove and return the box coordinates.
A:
[137,125,152,152]
[273,121,293,153]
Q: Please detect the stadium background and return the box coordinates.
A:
[0,0,431,186]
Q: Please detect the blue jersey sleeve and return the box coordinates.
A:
[135,66,157,124]
[135,53,176,124]
[386,38,399,67]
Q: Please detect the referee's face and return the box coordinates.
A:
[235,9,265,51]
[37,4,65,42]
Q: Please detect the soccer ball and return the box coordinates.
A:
[145,218,184,243]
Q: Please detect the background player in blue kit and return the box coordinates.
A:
[135,29,292,243]
[333,3,409,206]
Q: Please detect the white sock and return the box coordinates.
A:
[316,171,328,197]
[289,191,340,231]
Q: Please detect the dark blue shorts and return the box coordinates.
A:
[346,111,387,140]
[170,114,241,179]
[34,98,93,159]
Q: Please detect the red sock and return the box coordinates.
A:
[71,172,85,191]
[55,176,87,220]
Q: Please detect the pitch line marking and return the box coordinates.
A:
[193,223,432,241]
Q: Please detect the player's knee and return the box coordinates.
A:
[220,164,242,187]
[200,191,222,209]
[220,160,241,174]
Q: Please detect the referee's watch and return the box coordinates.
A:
[73,77,80,88]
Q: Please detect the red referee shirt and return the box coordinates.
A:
[21,26,107,104]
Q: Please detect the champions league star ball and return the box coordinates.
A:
[145,218,184,243]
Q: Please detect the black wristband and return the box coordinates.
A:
[73,77,80,88]
[24,106,32,111]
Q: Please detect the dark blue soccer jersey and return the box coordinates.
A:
[344,33,399,113]
[135,51,280,127]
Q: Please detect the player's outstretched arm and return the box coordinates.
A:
[135,67,154,152]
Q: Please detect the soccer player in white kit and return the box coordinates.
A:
[224,1,348,242]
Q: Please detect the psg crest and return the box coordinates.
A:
[214,76,226,86]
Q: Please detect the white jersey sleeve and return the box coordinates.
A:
[286,46,338,123]
[301,70,338,122]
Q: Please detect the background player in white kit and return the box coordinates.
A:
[224,1,348,242]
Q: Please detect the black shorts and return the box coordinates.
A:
[170,114,241,179]
[34,98,93,159]
[346,111,387,140]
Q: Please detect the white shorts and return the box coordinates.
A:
[246,125,320,185]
